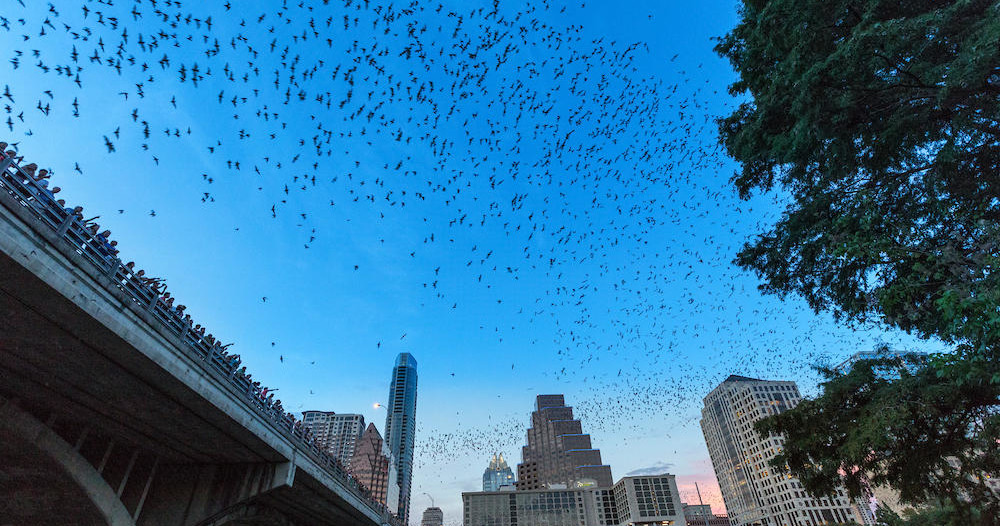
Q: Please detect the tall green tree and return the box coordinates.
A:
[756,354,998,523]
[716,0,1000,522]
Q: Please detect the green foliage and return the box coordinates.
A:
[755,354,1000,521]
[718,0,1000,522]
[878,501,990,526]
[717,0,1000,350]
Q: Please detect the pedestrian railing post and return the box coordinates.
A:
[56,214,74,236]
[105,258,119,279]
[146,293,157,313]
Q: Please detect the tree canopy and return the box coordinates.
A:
[718,0,1000,349]
[756,354,999,522]
[717,0,1000,522]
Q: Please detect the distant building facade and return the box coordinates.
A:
[465,474,684,526]
[464,486,619,526]
[682,504,729,526]
[612,475,685,526]
[349,422,400,512]
[685,515,731,526]
[385,353,418,524]
[700,375,856,526]
[301,410,365,465]
[516,394,613,490]
[483,453,516,491]
[421,506,444,526]
[681,503,713,521]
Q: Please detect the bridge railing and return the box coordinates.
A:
[0,152,402,526]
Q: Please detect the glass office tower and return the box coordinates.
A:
[482,453,516,491]
[385,353,418,524]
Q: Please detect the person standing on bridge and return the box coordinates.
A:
[24,178,60,208]
[91,229,118,261]
[63,205,84,223]
[98,230,118,256]
[20,163,37,180]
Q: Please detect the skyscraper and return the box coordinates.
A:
[483,453,516,491]
[385,353,418,524]
[301,410,365,465]
[421,506,444,526]
[516,394,613,490]
[349,423,400,512]
[700,375,856,526]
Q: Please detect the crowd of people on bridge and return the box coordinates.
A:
[2,142,123,264]
[0,144,392,520]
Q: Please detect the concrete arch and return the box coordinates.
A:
[0,397,135,526]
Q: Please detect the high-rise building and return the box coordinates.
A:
[385,353,418,524]
[483,453,516,491]
[301,410,365,465]
[700,375,857,526]
[349,423,400,512]
[612,475,685,526]
[516,394,613,489]
[464,486,620,526]
[421,506,444,526]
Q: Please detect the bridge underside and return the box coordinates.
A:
[0,201,381,525]
[0,411,108,525]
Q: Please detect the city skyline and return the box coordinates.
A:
[463,393,694,526]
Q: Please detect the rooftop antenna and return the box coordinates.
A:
[695,482,710,526]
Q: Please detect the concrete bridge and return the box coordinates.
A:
[0,154,400,526]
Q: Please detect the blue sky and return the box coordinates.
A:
[1,0,941,522]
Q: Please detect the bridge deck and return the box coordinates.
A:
[0,151,397,526]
